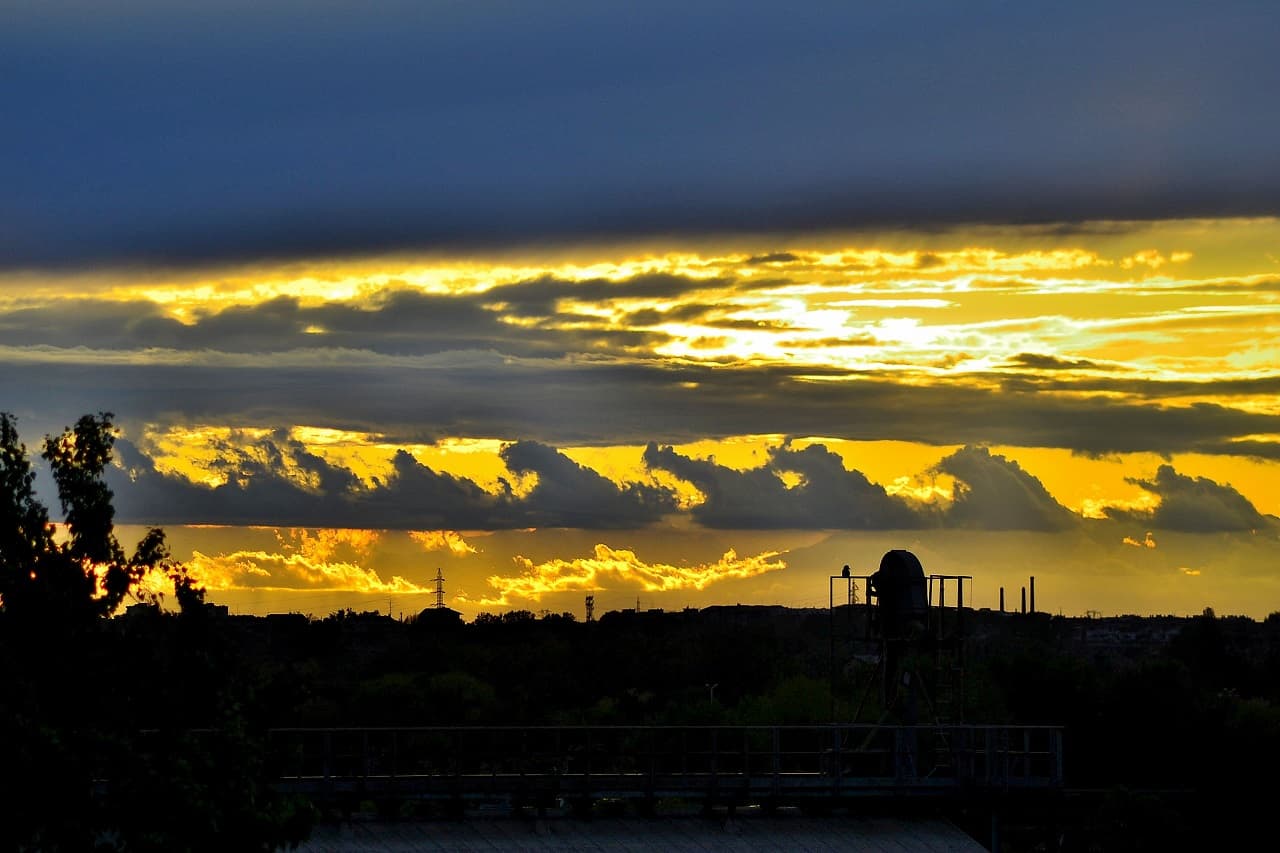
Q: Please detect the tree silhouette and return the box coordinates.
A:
[0,412,205,624]
[0,412,307,851]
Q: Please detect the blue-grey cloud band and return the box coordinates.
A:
[4,1,1278,269]
[2,354,1277,459]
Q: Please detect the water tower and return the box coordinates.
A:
[830,550,970,725]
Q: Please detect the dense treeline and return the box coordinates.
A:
[240,604,1278,850]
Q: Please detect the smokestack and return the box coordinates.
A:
[1030,576,1036,613]
[1021,587,1027,614]
[999,587,1005,613]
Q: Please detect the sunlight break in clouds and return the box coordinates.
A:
[473,545,787,606]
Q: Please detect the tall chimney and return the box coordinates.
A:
[1030,576,1036,613]
[999,587,1005,612]
[1021,586,1027,614]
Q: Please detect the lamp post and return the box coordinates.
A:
[705,682,718,704]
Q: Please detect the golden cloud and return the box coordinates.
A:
[281,527,381,562]
[409,530,477,556]
[138,424,527,496]
[1122,531,1157,549]
[1120,249,1192,270]
[187,549,429,593]
[1081,492,1160,520]
[473,544,786,606]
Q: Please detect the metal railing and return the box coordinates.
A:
[267,724,1062,801]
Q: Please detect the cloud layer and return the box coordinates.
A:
[108,434,673,530]
[935,446,1078,531]
[93,430,1278,537]
[5,250,1279,462]
[474,544,787,606]
[7,352,1279,461]
[188,549,429,595]
[643,441,922,529]
[5,2,1279,268]
[1111,465,1271,532]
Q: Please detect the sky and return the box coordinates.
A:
[3,2,1279,619]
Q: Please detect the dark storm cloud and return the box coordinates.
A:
[934,446,1077,531]
[996,372,1280,400]
[484,274,732,317]
[0,301,184,349]
[5,1,1279,269]
[34,414,1274,532]
[4,355,1279,460]
[106,435,676,530]
[189,292,510,354]
[0,292,518,355]
[622,303,725,327]
[0,279,694,357]
[1107,465,1275,532]
[1004,353,1120,372]
[643,441,924,529]
[104,431,1090,532]
[775,335,880,349]
[637,440,1082,533]
[109,432,374,528]
[743,253,801,266]
[500,441,677,528]
[1190,440,1280,462]
[704,318,798,332]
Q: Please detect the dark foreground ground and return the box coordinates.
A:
[299,812,984,852]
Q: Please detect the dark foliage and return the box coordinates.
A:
[0,413,311,851]
[226,602,1278,850]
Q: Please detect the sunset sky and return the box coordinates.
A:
[4,2,1278,619]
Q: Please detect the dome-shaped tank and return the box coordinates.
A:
[870,549,929,638]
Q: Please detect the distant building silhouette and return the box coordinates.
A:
[415,605,463,629]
